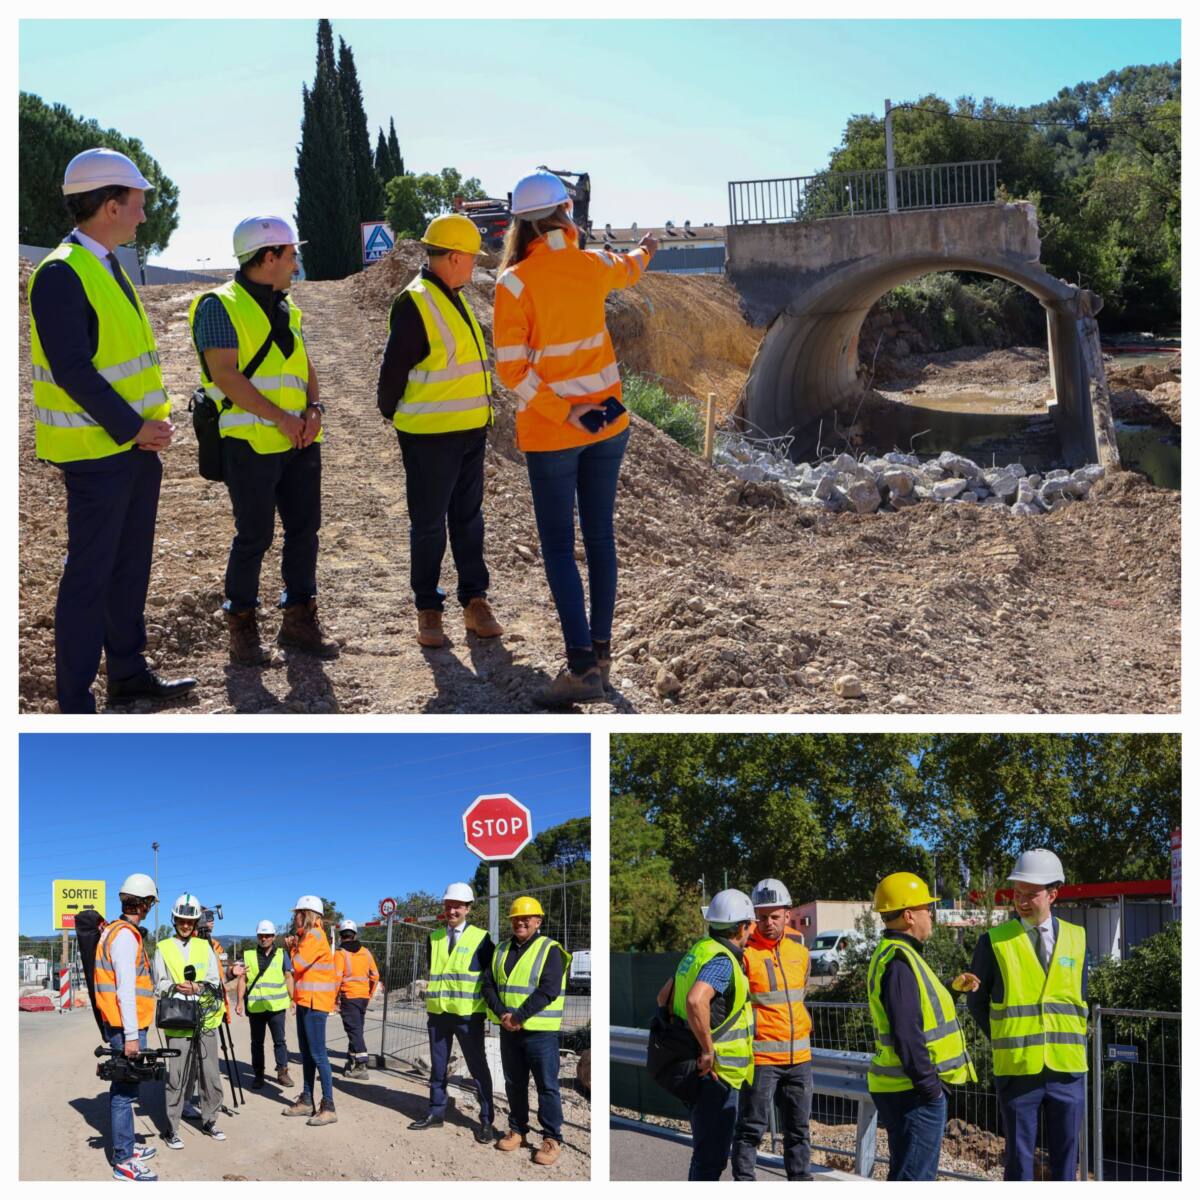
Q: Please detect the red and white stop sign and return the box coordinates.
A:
[463,794,533,861]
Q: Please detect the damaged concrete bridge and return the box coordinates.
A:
[726,177,1119,469]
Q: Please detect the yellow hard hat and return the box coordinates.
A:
[873,872,939,913]
[422,213,483,256]
[508,895,544,918]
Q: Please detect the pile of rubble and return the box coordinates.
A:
[714,437,1106,516]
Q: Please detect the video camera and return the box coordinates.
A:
[199,904,224,935]
[95,1045,180,1085]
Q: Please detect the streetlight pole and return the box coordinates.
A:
[151,842,159,934]
[885,98,898,213]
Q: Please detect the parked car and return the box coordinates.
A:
[808,929,864,977]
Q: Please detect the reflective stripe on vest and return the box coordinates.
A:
[292,927,338,1012]
[244,946,290,1013]
[337,946,378,1000]
[745,929,813,1065]
[988,918,1088,1076]
[867,936,977,1093]
[672,937,755,1090]
[186,280,316,455]
[94,919,156,1031]
[392,279,492,434]
[427,925,487,1017]
[158,937,225,1034]
[28,243,170,463]
[488,935,572,1032]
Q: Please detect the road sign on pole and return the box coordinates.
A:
[379,897,397,919]
[53,879,106,930]
[463,795,533,944]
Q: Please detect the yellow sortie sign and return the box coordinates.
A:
[53,879,106,930]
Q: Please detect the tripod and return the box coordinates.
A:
[169,978,228,1126]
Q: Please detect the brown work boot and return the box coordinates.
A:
[594,640,612,690]
[463,596,503,638]
[277,599,339,658]
[534,666,606,708]
[417,609,447,648]
[306,1098,338,1126]
[495,1130,530,1152]
[276,1065,293,1088]
[533,1138,562,1166]
[283,1093,315,1117]
[228,608,282,667]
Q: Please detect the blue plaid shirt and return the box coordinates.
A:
[192,294,238,353]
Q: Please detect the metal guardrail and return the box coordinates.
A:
[728,159,999,225]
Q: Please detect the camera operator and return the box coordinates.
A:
[153,894,226,1148]
[94,873,160,1181]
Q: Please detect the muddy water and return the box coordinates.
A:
[1116,422,1182,489]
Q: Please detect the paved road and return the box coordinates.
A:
[610,1119,863,1181]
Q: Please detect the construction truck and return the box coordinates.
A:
[457,167,591,252]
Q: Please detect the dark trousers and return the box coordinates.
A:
[340,997,369,1060]
[525,426,628,653]
[427,1013,495,1124]
[398,428,489,611]
[686,1073,741,1180]
[499,1028,561,1141]
[997,1073,1086,1180]
[222,438,321,611]
[55,450,161,712]
[874,1090,947,1181]
[731,1060,813,1180]
[248,1008,289,1076]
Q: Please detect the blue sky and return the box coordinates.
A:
[19,733,590,934]
[19,18,1180,268]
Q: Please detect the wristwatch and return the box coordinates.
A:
[305,402,326,415]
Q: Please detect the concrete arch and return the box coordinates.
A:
[727,205,1116,468]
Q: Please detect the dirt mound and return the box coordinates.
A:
[17,261,1180,714]
[1106,355,1181,391]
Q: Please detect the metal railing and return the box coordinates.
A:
[728,159,999,225]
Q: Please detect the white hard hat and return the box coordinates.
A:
[338,919,357,934]
[172,893,202,921]
[1008,848,1066,886]
[293,895,323,915]
[118,873,158,901]
[233,215,307,263]
[704,889,755,928]
[751,878,793,909]
[256,920,276,936]
[62,147,153,196]
[443,882,475,903]
[511,171,571,220]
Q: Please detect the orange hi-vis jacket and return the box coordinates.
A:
[336,946,380,1001]
[94,918,156,1031]
[292,926,338,1013]
[493,225,652,453]
[744,926,813,1065]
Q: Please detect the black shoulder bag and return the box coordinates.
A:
[646,1002,703,1107]
[188,326,275,482]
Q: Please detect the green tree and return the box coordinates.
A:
[384,168,487,239]
[294,20,359,279]
[469,817,590,898]
[387,118,404,179]
[18,91,179,259]
[337,36,384,223]
[384,174,426,239]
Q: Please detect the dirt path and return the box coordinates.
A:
[18,255,1180,714]
[19,1009,589,1181]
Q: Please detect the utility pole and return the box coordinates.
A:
[151,842,159,935]
[885,98,898,213]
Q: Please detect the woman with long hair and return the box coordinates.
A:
[282,896,337,1125]
[493,172,657,706]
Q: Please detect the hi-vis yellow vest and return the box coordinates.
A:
[158,937,225,1035]
[391,277,492,434]
[988,918,1088,1076]
[488,935,571,1032]
[866,936,976,1093]
[427,925,487,1017]
[244,946,290,1014]
[188,280,318,455]
[672,937,755,1090]
[29,242,170,463]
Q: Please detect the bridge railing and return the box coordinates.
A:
[728,159,999,225]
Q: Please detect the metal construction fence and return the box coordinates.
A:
[370,879,591,1068]
[728,159,999,225]
[611,954,1179,1181]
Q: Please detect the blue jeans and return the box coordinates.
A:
[499,1029,561,1141]
[997,1073,1086,1180]
[687,1073,741,1180]
[296,1006,334,1104]
[428,1014,494,1123]
[524,427,629,654]
[874,1090,946,1180]
[106,1025,148,1164]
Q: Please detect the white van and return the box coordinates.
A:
[808,929,864,976]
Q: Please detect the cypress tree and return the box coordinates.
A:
[375,127,393,182]
[337,36,384,223]
[294,22,358,279]
[387,117,404,179]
